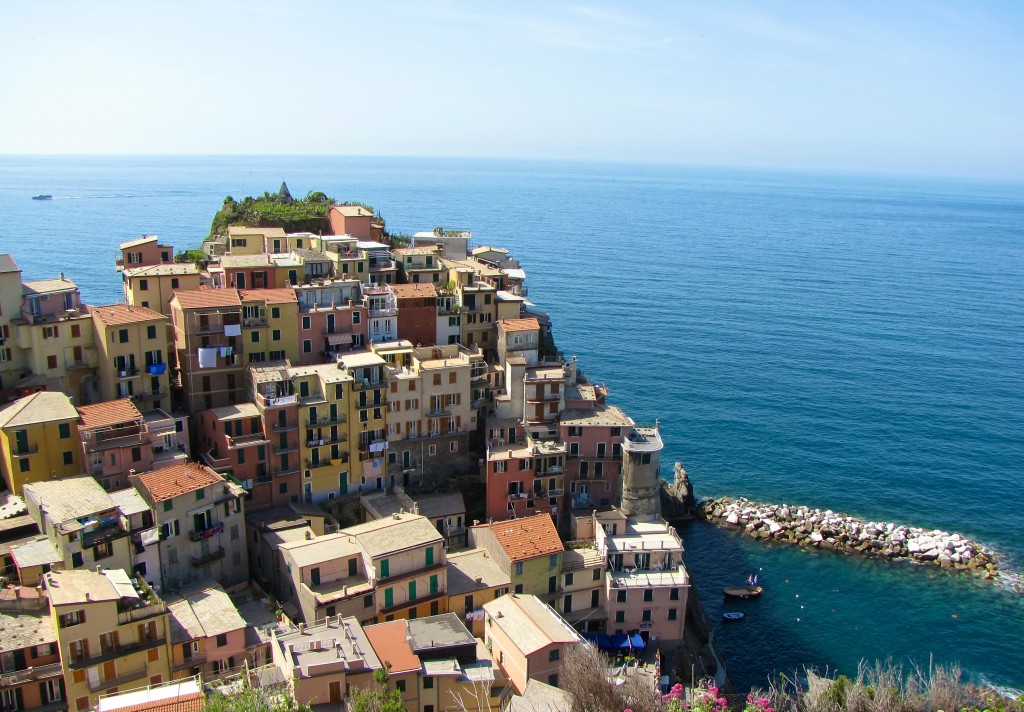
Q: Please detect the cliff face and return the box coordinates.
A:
[660,462,699,520]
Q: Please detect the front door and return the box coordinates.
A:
[236,272,246,289]
[103,660,116,684]
[329,681,341,703]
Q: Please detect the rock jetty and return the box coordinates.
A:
[700,496,999,577]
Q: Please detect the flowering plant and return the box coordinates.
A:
[661,683,730,712]
[742,693,775,712]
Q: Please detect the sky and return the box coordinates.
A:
[2,1,1023,178]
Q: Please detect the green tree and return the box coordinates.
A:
[348,668,405,712]
[205,685,310,712]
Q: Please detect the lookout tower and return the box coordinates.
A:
[619,420,664,520]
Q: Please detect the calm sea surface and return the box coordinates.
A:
[1,156,1022,692]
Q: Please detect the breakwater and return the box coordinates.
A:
[700,497,1000,577]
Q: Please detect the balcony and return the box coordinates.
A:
[132,389,166,401]
[81,516,128,549]
[12,445,39,458]
[356,397,387,410]
[191,547,226,567]
[307,433,347,447]
[228,433,269,449]
[243,317,268,328]
[368,307,398,318]
[117,367,140,379]
[378,586,447,616]
[258,392,298,408]
[0,662,63,685]
[189,522,224,542]
[426,406,450,418]
[272,442,298,455]
[305,458,334,469]
[172,652,207,672]
[272,420,298,432]
[88,665,148,693]
[71,635,166,671]
[274,465,300,477]
[307,414,346,427]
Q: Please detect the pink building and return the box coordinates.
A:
[328,205,381,241]
[484,419,566,522]
[294,281,367,365]
[166,581,252,680]
[559,388,630,518]
[117,235,174,269]
[391,283,437,347]
[198,403,270,489]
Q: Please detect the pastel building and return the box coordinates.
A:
[238,288,300,365]
[45,568,171,711]
[483,420,565,523]
[197,403,270,490]
[13,276,95,401]
[391,283,438,346]
[77,399,155,491]
[337,351,388,493]
[294,278,366,364]
[468,514,563,600]
[247,361,301,509]
[169,288,244,415]
[361,284,397,344]
[393,246,445,286]
[288,362,354,504]
[165,581,249,680]
[116,236,174,270]
[270,616,382,708]
[23,475,134,577]
[89,305,171,411]
[327,205,382,241]
[0,392,83,496]
[121,264,202,317]
[559,392,630,516]
[0,605,64,712]
[0,255,29,401]
[131,462,248,592]
[482,593,581,693]
[445,548,511,638]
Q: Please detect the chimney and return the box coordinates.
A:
[413,503,419,515]
[85,592,90,601]
[305,531,313,540]
[298,623,306,633]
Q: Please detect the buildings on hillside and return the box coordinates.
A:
[0,205,694,710]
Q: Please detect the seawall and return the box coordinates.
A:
[699,496,1000,577]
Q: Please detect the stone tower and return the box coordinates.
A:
[619,421,664,520]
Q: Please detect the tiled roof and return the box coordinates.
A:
[205,403,260,421]
[483,594,580,654]
[342,513,443,559]
[105,691,205,712]
[133,462,224,502]
[220,254,272,268]
[489,513,563,562]
[91,304,167,326]
[291,248,330,262]
[332,205,373,218]
[23,277,77,295]
[363,620,420,674]
[122,263,199,277]
[119,235,159,249]
[227,225,285,238]
[77,397,143,429]
[391,283,438,299]
[9,536,62,568]
[23,475,117,527]
[239,288,298,304]
[0,391,79,428]
[498,318,540,333]
[172,287,241,310]
[446,548,511,596]
[167,582,246,642]
[0,611,56,653]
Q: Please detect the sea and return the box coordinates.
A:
[1,156,1022,693]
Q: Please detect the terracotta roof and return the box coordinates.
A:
[133,462,224,503]
[332,205,373,218]
[489,513,562,562]
[77,398,142,429]
[239,288,298,304]
[498,318,540,333]
[391,283,437,299]
[91,303,167,326]
[106,691,205,712]
[172,287,241,310]
[363,620,421,674]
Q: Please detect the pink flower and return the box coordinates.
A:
[709,687,720,696]
[717,698,729,707]
[757,699,769,707]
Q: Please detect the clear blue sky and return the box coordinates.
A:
[3,1,1022,178]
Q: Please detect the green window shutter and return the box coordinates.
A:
[425,546,434,566]
[409,581,416,601]
[430,575,438,595]
[384,588,393,609]
[380,559,389,578]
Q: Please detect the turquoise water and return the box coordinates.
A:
[1,156,1022,691]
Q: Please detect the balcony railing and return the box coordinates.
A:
[243,318,268,328]
[307,414,346,427]
[228,433,269,448]
[172,652,207,672]
[258,393,298,408]
[272,442,298,455]
[117,367,140,378]
[189,522,224,542]
[88,665,148,692]
[426,407,450,418]
[272,420,298,432]
[12,445,39,457]
[274,466,300,477]
[0,662,63,685]
[191,547,226,567]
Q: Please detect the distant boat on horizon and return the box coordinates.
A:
[31,194,53,200]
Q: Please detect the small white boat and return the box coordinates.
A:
[722,612,745,621]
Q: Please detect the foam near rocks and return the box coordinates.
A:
[700,496,999,577]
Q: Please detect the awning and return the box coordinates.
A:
[629,633,646,650]
[327,333,353,346]
[102,569,139,599]
[610,634,632,650]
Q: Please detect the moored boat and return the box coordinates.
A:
[722,611,745,621]
[32,194,53,200]
[723,585,763,599]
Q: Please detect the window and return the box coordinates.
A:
[196,489,205,500]
[616,590,627,603]
[352,311,360,324]
[272,329,281,341]
[644,588,653,602]
[19,459,29,473]
[615,611,625,623]
[668,608,678,620]
[364,594,373,608]
[216,633,228,647]
[514,583,524,594]
[250,331,260,343]
[58,422,71,438]
[303,339,312,353]
[565,572,574,586]
[163,501,173,512]
[302,316,311,330]
[642,610,652,622]
[549,648,560,661]
[43,326,58,339]
[670,588,680,601]
[63,451,73,465]
[449,441,458,452]
[47,355,57,369]
[171,278,179,288]
[147,325,157,339]
[60,610,85,627]
[548,675,558,687]
[514,562,524,576]
[119,329,129,343]
[139,279,149,290]
[593,568,602,581]
[549,554,558,569]
[423,677,433,690]
[94,541,113,560]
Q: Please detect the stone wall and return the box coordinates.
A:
[700,496,999,577]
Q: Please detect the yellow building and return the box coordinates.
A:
[121,264,202,317]
[239,288,301,366]
[446,548,512,638]
[225,226,286,255]
[337,351,389,492]
[45,568,171,711]
[91,304,171,412]
[0,391,82,495]
[287,362,353,504]
[0,255,28,397]
[468,514,563,601]
[12,277,96,401]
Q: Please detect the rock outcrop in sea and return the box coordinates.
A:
[700,496,999,577]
